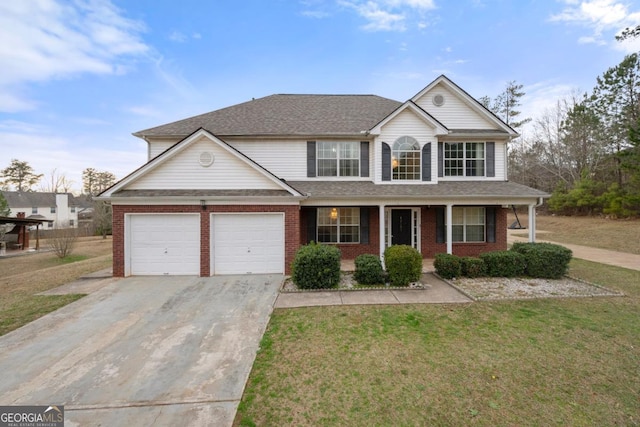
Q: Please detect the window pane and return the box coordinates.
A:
[466,225,484,242]
[452,225,464,242]
[317,226,337,243]
[318,159,337,176]
[392,137,420,180]
[340,159,359,176]
[340,226,360,243]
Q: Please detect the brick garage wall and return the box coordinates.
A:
[420,206,508,258]
[112,204,300,277]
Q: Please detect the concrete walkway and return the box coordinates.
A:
[508,231,640,272]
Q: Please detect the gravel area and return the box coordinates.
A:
[448,276,623,301]
[283,272,624,301]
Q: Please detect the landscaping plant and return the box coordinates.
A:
[384,245,422,286]
[291,242,341,289]
[511,242,573,279]
[433,253,462,279]
[354,254,385,285]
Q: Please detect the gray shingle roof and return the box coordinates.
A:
[134,94,403,138]
[1,191,77,208]
[287,181,549,199]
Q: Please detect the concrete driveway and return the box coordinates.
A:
[0,275,283,426]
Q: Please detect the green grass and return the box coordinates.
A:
[49,254,89,265]
[235,260,640,426]
[0,294,86,336]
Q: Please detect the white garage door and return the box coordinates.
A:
[129,214,200,275]
[211,213,284,275]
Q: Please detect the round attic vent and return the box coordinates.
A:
[432,94,445,106]
[199,151,215,167]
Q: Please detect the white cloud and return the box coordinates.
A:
[169,31,187,43]
[549,0,640,52]
[169,31,202,42]
[338,0,436,32]
[0,122,146,192]
[0,0,149,112]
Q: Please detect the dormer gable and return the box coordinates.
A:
[411,75,518,137]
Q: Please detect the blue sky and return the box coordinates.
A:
[1,0,639,193]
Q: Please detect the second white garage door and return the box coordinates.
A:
[211,213,284,275]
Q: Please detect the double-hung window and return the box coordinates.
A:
[452,207,485,242]
[317,142,360,177]
[444,142,485,177]
[317,207,360,243]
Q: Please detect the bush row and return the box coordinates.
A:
[292,244,423,289]
[434,242,572,279]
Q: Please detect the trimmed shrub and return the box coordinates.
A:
[479,251,526,277]
[511,242,573,279]
[460,256,486,278]
[384,245,422,287]
[291,242,341,289]
[354,254,386,285]
[434,253,462,279]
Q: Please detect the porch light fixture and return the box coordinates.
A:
[200,200,206,210]
[392,156,399,169]
[330,208,338,220]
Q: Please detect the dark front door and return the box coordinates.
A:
[391,209,412,246]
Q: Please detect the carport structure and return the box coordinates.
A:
[0,214,45,252]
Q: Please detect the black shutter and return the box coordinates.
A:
[382,142,391,181]
[307,141,316,177]
[360,141,369,177]
[306,208,317,243]
[486,206,496,243]
[436,207,445,243]
[486,142,495,177]
[438,142,444,177]
[422,143,431,181]
[360,207,369,244]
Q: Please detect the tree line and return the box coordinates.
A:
[480,57,640,217]
[0,159,116,196]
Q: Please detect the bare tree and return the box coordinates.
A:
[93,200,112,239]
[48,222,78,258]
[39,168,74,193]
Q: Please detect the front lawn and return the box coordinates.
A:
[235,260,640,426]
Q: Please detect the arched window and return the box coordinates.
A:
[392,136,420,180]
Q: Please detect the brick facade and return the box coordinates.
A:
[112,204,507,277]
[112,204,300,277]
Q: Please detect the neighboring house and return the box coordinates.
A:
[2,191,79,229]
[100,75,548,277]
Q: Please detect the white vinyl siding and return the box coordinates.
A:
[148,139,180,160]
[414,84,495,129]
[228,140,307,179]
[128,136,282,190]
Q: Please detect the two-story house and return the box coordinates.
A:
[99,75,548,277]
[2,191,79,229]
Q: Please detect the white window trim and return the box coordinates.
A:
[451,207,486,243]
[316,141,360,177]
[317,207,360,244]
[443,141,486,178]
[392,136,421,181]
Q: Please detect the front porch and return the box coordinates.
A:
[301,203,540,262]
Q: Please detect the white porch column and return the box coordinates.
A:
[528,204,536,243]
[379,204,386,265]
[446,204,453,254]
